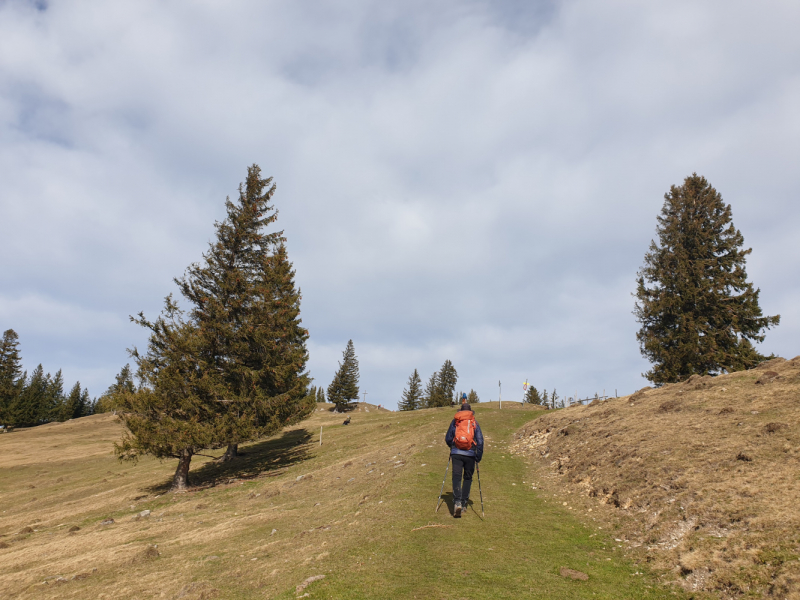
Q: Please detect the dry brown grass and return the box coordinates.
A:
[511,356,800,598]
[0,402,437,599]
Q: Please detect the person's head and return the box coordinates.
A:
[460,403,472,412]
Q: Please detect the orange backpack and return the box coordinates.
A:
[453,410,476,450]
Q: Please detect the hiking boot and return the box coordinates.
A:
[454,503,462,518]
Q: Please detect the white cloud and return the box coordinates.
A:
[1,0,798,406]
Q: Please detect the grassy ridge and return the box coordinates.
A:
[0,403,683,599]
[511,356,800,598]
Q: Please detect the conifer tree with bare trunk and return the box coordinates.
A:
[115,165,313,491]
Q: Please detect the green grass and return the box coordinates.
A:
[0,405,688,599]
[272,404,681,599]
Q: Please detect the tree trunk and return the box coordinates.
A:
[170,448,193,492]
[221,443,238,461]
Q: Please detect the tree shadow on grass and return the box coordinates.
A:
[144,428,313,494]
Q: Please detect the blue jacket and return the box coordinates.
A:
[445,410,484,462]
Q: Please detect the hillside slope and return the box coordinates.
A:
[511,356,800,598]
[0,403,685,599]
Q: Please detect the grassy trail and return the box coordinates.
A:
[282,404,680,599]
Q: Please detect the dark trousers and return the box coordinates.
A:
[451,454,475,505]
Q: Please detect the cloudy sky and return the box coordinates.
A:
[1,0,798,408]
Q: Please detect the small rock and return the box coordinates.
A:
[68,526,80,532]
[559,567,589,581]
[100,519,115,526]
[139,510,151,518]
[271,529,277,535]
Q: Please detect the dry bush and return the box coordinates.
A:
[511,355,800,598]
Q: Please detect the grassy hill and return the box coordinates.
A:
[0,402,687,599]
[512,356,800,598]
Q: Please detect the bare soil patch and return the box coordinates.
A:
[511,356,800,598]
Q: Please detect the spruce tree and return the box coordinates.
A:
[327,340,359,411]
[551,389,559,408]
[316,386,326,404]
[13,365,47,426]
[96,364,136,413]
[0,329,23,425]
[116,302,220,490]
[467,389,480,404]
[175,168,312,461]
[635,174,780,385]
[423,372,440,408]
[80,389,93,417]
[540,388,547,408]
[524,385,543,405]
[64,382,84,420]
[430,360,457,408]
[117,165,312,488]
[399,369,422,411]
[45,369,65,422]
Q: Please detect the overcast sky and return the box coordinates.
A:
[1,0,798,409]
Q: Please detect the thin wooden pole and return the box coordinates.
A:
[320,426,323,446]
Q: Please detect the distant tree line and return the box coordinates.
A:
[523,386,559,407]
[0,329,94,427]
[399,360,466,410]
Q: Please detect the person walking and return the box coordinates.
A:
[445,397,484,518]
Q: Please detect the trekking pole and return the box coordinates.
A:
[435,455,451,513]
[476,461,485,518]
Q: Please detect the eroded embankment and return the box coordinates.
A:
[511,356,800,599]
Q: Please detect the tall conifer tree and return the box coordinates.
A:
[116,165,312,488]
[399,369,422,411]
[635,174,780,384]
[14,365,47,426]
[0,329,23,424]
[429,360,457,408]
[467,389,480,404]
[64,382,85,420]
[423,372,439,408]
[327,340,359,411]
[96,364,136,413]
[45,369,65,421]
[116,303,218,490]
[316,386,326,404]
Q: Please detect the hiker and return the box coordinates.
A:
[445,398,484,518]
